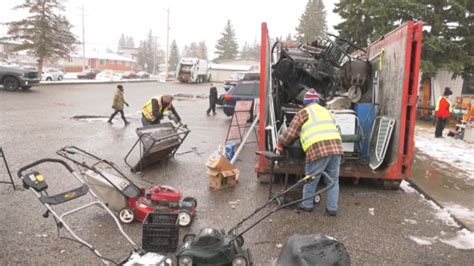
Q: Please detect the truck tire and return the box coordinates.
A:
[46,77,52,81]
[58,75,63,81]
[3,76,20,91]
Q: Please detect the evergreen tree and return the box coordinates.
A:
[137,30,160,73]
[286,33,294,42]
[188,42,199,57]
[334,0,473,78]
[295,0,328,44]
[168,40,180,72]
[240,42,251,59]
[215,20,239,60]
[118,34,126,49]
[126,36,135,48]
[5,0,78,77]
[249,39,260,60]
[197,41,208,60]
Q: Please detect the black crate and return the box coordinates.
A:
[142,212,179,253]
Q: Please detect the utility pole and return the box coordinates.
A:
[153,36,157,75]
[81,5,86,71]
[165,8,170,80]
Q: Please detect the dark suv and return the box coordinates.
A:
[222,81,260,116]
[0,62,40,91]
[223,72,260,91]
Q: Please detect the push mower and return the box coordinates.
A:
[57,146,197,227]
[176,153,335,266]
[17,158,171,265]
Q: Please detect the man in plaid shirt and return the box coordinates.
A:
[277,89,343,216]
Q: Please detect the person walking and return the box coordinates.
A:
[207,83,218,116]
[276,89,343,216]
[435,87,453,138]
[141,95,182,126]
[107,85,129,125]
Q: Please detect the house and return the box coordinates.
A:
[58,50,136,72]
[209,59,259,82]
[0,40,20,59]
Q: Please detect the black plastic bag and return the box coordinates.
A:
[275,234,351,266]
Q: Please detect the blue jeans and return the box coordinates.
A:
[141,116,160,126]
[300,155,341,211]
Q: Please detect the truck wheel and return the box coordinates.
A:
[58,75,63,81]
[46,77,52,81]
[3,76,20,91]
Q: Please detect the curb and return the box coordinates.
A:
[36,79,162,86]
[407,179,472,231]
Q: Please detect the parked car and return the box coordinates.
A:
[121,71,139,79]
[177,228,251,266]
[223,71,260,91]
[42,68,64,81]
[96,70,121,81]
[0,63,40,91]
[77,69,99,79]
[222,81,260,116]
[137,71,150,79]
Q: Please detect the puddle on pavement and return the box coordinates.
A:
[411,151,474,229]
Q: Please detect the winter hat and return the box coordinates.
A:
[117,84,123,90]
[303,88,320,105]
[443,87,453,96]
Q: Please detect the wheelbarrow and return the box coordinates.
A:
[124,122,190,172]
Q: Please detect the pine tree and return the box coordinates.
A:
[5,0,78,77]
[334,0,473,78]
[137,30,160,73]
[295,0,328,44]
[286,33,294,42]
[197,41,208,60]
[240,42,251,59]
[126,36,135,48]
[118,34,126,49]
[215,20,239,60]
[168,40,180,72]
[188,42,199,57]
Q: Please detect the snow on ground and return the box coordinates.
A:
[408,235,438,245]
[400,181,474,250]
[440,229,474,250]
[415,126,474,180]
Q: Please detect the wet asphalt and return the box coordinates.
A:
[0,82,472,265]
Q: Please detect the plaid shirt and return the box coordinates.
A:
[278,105,343,162]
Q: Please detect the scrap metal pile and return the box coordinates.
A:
[271,33,371,119]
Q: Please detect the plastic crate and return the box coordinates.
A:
[142,212,179,253]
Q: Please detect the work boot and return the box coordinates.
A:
[297,203,313,212]
[325,208,337,216]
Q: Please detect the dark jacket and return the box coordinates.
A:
[209,86,218,105]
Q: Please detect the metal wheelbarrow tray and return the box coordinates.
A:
[125,122,190,172]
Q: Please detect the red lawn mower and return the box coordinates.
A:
[57,146,197,226]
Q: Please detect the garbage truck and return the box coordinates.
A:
[176,57,211,83]
[255,21,423,189]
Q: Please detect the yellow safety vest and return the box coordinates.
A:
[435,96,453,113]
[300,104,341,152]
[142,95,170,121]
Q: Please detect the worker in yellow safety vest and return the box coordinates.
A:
[141,95,183,126]
[277,89,343,216]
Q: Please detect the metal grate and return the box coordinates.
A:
[369,117,396,170]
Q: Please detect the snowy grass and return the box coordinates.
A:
[414,126,474,180]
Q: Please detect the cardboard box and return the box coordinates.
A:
[207,168,237,189]
[205,155,235,172]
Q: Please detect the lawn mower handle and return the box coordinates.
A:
[229,171,335,242]
[17,158,74,178]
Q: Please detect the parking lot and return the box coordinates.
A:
[0,82,472,265]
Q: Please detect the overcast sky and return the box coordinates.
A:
[0,0,342,59]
